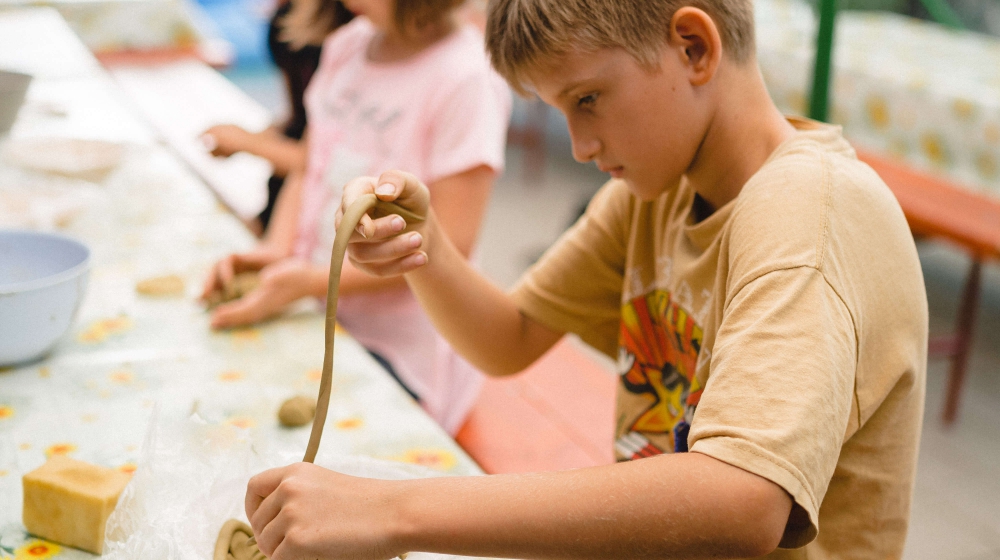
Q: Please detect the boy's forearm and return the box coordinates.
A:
[394,452,791,560]
[406,217,562,376]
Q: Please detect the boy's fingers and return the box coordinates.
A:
[341,176,379,208]
[375,170,421,201]
[355,214,375,239]
[249,490,284,546]
[340,176,380,235]
[352,214,407,242]
[349,231,422,263]
[349,251,427,277]
[255,507,291,558]
[246,467,285,520]
[266,538,290,560]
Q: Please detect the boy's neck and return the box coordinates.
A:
[368,14,459,63]
[684,62,796,215]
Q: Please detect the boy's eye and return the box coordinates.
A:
[577,93,598,108]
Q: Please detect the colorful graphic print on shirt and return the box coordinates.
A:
[615,290,703,461]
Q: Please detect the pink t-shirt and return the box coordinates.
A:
[296,17,511,434]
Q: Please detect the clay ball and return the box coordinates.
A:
[278,396,316,428]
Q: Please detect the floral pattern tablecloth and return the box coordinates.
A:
[757,0,1000,197]
[0,9,480,560]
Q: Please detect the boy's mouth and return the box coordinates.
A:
[598,164,625,178]
[341,0,362,15]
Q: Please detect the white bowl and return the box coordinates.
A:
[0,70,32,135]
[0,230,90,366]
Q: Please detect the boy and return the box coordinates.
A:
[245,0,928,558]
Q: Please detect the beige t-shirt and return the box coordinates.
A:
[512,120,927,558]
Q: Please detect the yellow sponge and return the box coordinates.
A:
[22,456,131,554]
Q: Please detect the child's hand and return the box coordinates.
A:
[201,124,254,157]
[338,170,435,277]
[209,258,317,329]
[246,463,406,560]
[202,246,286,302]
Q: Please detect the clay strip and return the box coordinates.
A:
[218,193,424,560]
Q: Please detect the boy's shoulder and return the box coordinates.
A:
[726,119,909,275]
[738,118,888,210]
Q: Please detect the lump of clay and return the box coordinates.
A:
[206,271,260,309]
[278,395,316,427]
[135,274,185,297]
[22,456,132,554]
[214,519,266,560]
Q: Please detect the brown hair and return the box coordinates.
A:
[395,0,466,30]
[281,0,354,50]
[485,0,755,94]
[282,0,465,49]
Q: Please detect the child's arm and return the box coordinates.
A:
[208,166,498,329]
[203,170,304,298]
[246,450,792,559]
[204,170,306,327]
[343,170,563,375]
[202,125,308,176]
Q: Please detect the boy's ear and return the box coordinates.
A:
[669,7,723,87]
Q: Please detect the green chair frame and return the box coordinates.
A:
[809,0,965,122]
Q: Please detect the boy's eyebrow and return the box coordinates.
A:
[555,79,594,101]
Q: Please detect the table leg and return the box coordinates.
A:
[942,257,983,425]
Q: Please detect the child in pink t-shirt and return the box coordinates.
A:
[202,0,511,434]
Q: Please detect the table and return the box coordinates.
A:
[756,0,1000,198]
[0,9,481,560]
[109,60,273,221]
[0,0,205,56]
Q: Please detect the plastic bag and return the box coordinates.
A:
[104,410,471,560]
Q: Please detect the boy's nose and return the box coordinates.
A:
[566,119,600,163]
[570,135,600,164]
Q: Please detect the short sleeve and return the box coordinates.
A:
[317,19,371,77]
[423,71,512,184]
[688,266,857,549]
[510,181,632,358]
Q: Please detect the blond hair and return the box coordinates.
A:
[485,0,755,94]
[282,0,465,49]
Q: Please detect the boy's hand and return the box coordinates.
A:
[246,463,405,560]
[201,124,254,157]
[209,258,317,329]
[338,170,435,277]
